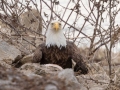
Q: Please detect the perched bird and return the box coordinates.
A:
[33,20,88,74]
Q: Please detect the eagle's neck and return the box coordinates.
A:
[45,29,66,48]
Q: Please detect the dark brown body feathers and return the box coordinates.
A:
[33,41,88,74]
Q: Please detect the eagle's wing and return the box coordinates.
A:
[33,44,43,63]
[67,41,88,74]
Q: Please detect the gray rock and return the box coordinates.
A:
[58,69,81,90]
[90,87,104,90]
[77,63,110,90]
[0,40,21,66]
[20,63,63,76]
[112,66,120,89]
[20,53,34,64]
[20,9,42,35]
[88,63,105,74]
[45,84,58,90]
[0,64,66,90]
[0,60,12,68]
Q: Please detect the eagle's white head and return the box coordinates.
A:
[46,21,66,48]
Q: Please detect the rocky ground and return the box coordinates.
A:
[0,40,120,90]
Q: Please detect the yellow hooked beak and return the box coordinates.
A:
[52,22,61,31]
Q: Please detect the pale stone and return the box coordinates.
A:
[58,69,81,90]
[0,40,21,64]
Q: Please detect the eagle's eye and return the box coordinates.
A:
[51,23,54,25]
[59,23,61,26]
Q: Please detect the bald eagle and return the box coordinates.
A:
[33,21,88,74]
